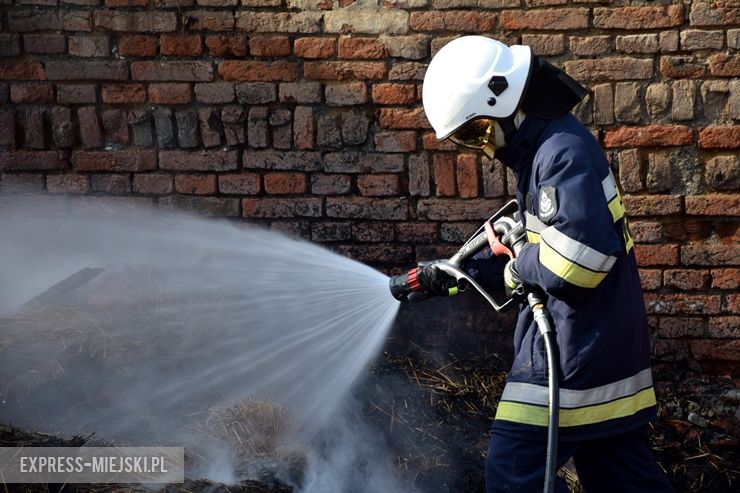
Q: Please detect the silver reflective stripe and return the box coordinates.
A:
[525,211,548,233]
[540,226,617,273]
[602,170,617,203]
[501,368,654,409]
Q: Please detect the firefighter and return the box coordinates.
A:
[415,36,674,493]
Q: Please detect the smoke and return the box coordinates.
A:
[0,198,415,491]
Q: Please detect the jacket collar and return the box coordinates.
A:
[494,115,551,174]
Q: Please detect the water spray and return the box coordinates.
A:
[388,200,560,493]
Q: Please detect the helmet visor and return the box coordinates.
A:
[449,117,495,150]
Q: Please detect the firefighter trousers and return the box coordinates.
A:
[485,425,674,493]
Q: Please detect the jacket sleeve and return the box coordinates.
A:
[514,137,624,304]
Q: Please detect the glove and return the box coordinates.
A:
[416,265,458,297]
[503,259,524,299]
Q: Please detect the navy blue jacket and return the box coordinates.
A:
[490,114,656,441]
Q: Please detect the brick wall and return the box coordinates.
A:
[0,1,738,372]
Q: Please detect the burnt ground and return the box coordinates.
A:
[1,352,737,493]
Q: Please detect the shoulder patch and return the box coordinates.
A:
[538,186,558,222]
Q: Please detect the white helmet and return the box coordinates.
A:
[422,36,532,141]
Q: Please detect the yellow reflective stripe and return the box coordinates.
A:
[495,387,657,428]
[527,231,541,243]
[608,194,626,223]
[539,239,608,288]
[540,227,616,273]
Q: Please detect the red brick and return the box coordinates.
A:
[417,198,505,221]
[644,293,722,315]
[396,222,438,243]
[117,35,157,57]
[708,54,740,77]
[73,149,156,172]
[681,29,724,51]
[639,269,662,291]
[422,132,457,151]
[411,11,498,32]
[0,173,45,193]
[293,106,315,150]
[658,317,705,338]
[249,35,291,57]
[174,174,216,195]
[94,11,176,33]
[635,244,679,266]
[326,197,408,220]
[664,269,710,290]
[182,10,234,31]
[433,154,456,197]
[205,35,248,57]
[244,150,322,171]
[311,174,351,195]
[690,2,740,27]
[8,10,92,32]
[569,36,612,56]
[148,83,192,104]
[522,34,565,56]
[312,222,352,242]
[357,174,400,196]
[0,58,46,80]
[102,83,146,104]
[681,244,740,266]
[106,0,148,6]
[728,293,740,315]
[160,35,202,56]
[218,173,260,195]
[690,339,740,362]
[264,172,308,194]
[603,125,693,148]
[0,151,68,171]
[371,83,416,105]
[242,198,322,218]
[456,154,479,199]
[294,37,336,58]
[336,244,414,265]
[131,61,212,81]
[659,56,707,78]
[378,108,430,129]
[46,174,89,194]
[132,173,173,194]
[707,317,740,338]
[630,221,663,243]
[593,5,684,29]
[500,8,587,30]
[159,150,237,171]
[685,194,740,216]
[218,61,298,82]
[338,37,387,59]
[711,268,740,290]
[697,126,740,149]
[160,195,239,217]
[374,131,416,153]
[304,61,386,81]
[77,107,103,149]
[351,222,394,243]
[564,58,653,81]
[623,195,682,216]
[10,83,53,104]
[23,34,67,54]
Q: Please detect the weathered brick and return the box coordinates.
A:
[396,222,438,243]
[433,154,456,197]
[690,340,740,366]
[639,269,662,291]
[0,34,20,57]
[379,34,428,60]
[279,82,322,104]
[593,5,683,29]
[644,293,722,315]
[247,107,269,148]
[698,126,740,149]
[56,83,96,104]
[729,29,740,50]
[635,244,679,266]
[159,150,237,171]
[249,35,291,57]
[160,195,239,217]
[702,80,731,121]
[671,80,696,121]
[338,37,388,59]
[131,61,212,81]
[685,194,740,216]
[681,244,740,266]
[645,83,671,119]
[379,107,430,130]
[617,149,643,193]
[0,173,45,193]
[73,149,156,172]
[623,195,682,216]
[184,10,234,31]
[409,153,430,197]
[324,9,408,35]
[128,109,153,146]
[294,37,336,58]
[290,106,314,150]
[615,34,658,54]
[374,131,416,153]
[101,108,129,144]
[23,34,67,54]
[358,153,404,173]
[304,61,386,81]
[174,174,216,195]
[236,83,276,105]
[614,82,642,123]
[196,107,222,147]
[689,1,740,27]
[69,35,110,57]
[51,107,74,148]
[77,107,103,149]
[101,83,145,104]
[90,173,130,194]
[372,83,416,105]
[592,84,613,125]
[148,83,192,104]
[243,150,321,171]
[569,35,612,56]
[336,244,414,265]
[705,155,739,191]
[9,10,91,32]
[47,174,89,194]
[565,58,653,81]
[94,11,176,32]
[10,83,53,104]
[711,268,740,290]
[221,105,246,146]
[664,269,710,290]
[194,82,234,104]
[500,8,587,30]
[660,56,707,79]
[659,31,679,52]
[389,61,426,81]
[358,174,401,196]
[455,154,479,199]
[311,174,351,195]
[45,60,128,80]
[243,197,322,218]
[116,35,157,57]
[521,34,565,56]
[133,173,173,194]
[106,0,148,6]
[417,198,504,221]
[219,61,298,82]
[0,151,68,171]
[482,159,505,198]
[160,35,202,56]
[603,125,693,148]
[326,197,407,220]
[646,151,675,193]
[205,35,247,56]
[236,11,322,33]
[324,82,367,106]
[658,317,705,338]
[351,222,395,243]
[264,172,307,195]
[0,59,44,80]
[173,110,198,148]
[681,29,724,51]
[154,108,176,149]
[708,54,740,77]
[311,222,352,242]
[707,317,740,339]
